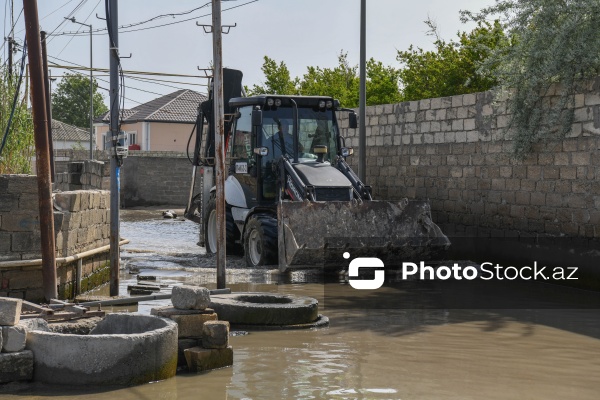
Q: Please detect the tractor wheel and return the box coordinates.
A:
[244,214,278,268]
[204,196,242,255]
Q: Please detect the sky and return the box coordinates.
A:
[2,0,495,109]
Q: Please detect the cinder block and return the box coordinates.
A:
[0,297,22,325]
[184,346,233,373]
[202,321,229,349]
[2,325,27,352]
[169,313,218,338]
[172,285,210,310]
[0,350,33,383]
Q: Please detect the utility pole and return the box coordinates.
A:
[66,17,94,159]
[40,31,55,182]
[212,0,226,289]
[359,0,367,183]
[8,38,13,79]
[23,0,57,301]
[108,0,120,296]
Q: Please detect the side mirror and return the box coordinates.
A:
[348,112,358,129]
[252,109,263,127]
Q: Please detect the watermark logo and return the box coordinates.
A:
[345,252,385,290]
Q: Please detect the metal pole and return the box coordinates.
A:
[212,0,226,289]
[23,0,57,301]
[8,38,13,79]
[89,24,94,159]
[358,0,367,183]
[108,0,120,296]
[40,31,55,183]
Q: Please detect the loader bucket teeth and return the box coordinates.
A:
[277,200,450,271]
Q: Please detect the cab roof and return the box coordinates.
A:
[229,95,336,109]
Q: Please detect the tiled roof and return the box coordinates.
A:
[52,120,90,142]
[97,89,206,124]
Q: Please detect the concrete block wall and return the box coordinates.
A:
[339,80,600,239]
[1,175,111,301]
[54,160,109,192]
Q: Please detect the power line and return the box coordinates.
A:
[51,0,257,36]
[56,0,101,57]
[48,61,210,79]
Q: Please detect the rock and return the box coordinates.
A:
[137,275,157,281]
[184,346,233,373]
[2,325,27,353]
[202,321,230,349]
[0,298,22,326]
[168,313,218,338]
[18,318,49,332]
[151,306,215,318]
[162,210,177,218]
[172,285,210,310]
[0,350,33,383]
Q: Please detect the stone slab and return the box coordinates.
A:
[178,338,201,367]
[172,285,210,310]
[202,320,230,349]
[0,350,33,383]
[169,313,218,338]
[184,346,233,373]
[19,318,49,332]
[1,325,27,353]
[151,306,215,318]
[0,298,22,326]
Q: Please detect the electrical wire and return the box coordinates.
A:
[56,0,102,57]
[51,0,257,37]
[0,37,27,157]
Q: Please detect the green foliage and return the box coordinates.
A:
[299,53,360,107]
[246,56,299,96]
[0,63,34,174]
[397,20,509,101]
[52,73,108,128]
[462,0,600,158]
[249,52,401,108]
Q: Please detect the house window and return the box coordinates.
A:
[128,132,137,145]
[102,133,108,150]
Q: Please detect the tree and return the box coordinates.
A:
[462,0,600,157]
[246,56,299,96]
[52,73,108,129]
[249,52,402,108]
[299,53,360,107]
[0,60,34,174]
[397,20,509,101]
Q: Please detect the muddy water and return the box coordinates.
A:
[4,210,600,399]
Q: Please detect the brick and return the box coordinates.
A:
[0,213,39,232]
[0,195,19,212]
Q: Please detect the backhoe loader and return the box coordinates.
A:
[185,69,449,271]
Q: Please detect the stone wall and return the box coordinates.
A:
[0,175,111,301]
[338,79,600,240]
[53,150,199,207]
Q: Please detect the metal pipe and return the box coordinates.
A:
[358,0,367,183]
[40,31,55,182]
[0,239,130,269]
[23,0,57,301]
[108,0,120,296]
[212,0,226,289]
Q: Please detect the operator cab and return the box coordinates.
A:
[228,95,351,204]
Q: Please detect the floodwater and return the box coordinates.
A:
[3,209,600,399]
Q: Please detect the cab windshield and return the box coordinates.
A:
[261,107,338,164]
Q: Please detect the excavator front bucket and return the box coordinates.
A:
[277,200,450,271]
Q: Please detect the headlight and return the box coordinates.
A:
[318,100,326,108]
[326,100,333,109]
[266,98,274,107]
[274,98,282,107]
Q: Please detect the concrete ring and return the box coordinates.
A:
[209,292,319,326]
